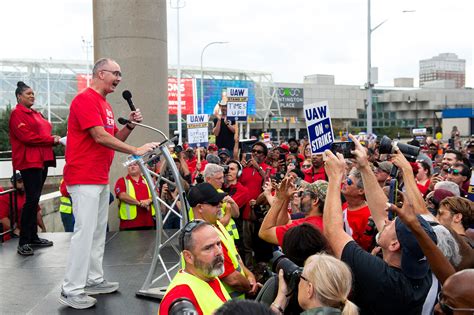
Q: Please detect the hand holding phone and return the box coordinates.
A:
[330,141,355,158]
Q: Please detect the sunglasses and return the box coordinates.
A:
[437,291,474,315]
[447,168,461,176]
[179,220,207,251]
[302,164,312,169]
[252,149,264,155]
[346,177,353,186]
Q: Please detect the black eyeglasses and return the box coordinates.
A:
[252,149,264,155]
[300,274,310,283]
[447,168,461,176]
[101,69,122,77]
[179,220,207,251]
[437,291,474,315]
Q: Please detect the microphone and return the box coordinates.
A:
[122,90,136,111]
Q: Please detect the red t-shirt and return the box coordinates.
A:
[416,180,431,197]
[115,176,155,230]
[64,88,118,185]
[303,166,326,183]
[239,162,274,220]
[275,215,324,246]
[343,204,372,251]
[158,273,227,315]
[225,182,250,210]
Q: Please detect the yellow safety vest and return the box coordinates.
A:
[160,270,230,315]
[119,177,156,220]
[188,188,239,240]
[215,221,246,300]
[59,196,72,214]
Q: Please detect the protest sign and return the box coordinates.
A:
[304,101,334,154]
[187,114,209,148]
[227,87,248,121]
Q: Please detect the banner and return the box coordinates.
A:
[227,87,248,121]
[186,114,209,147]
[304,101,334,154]
[168,78,195,115]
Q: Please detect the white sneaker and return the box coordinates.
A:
[59,292,97,309]
[84,280,119,295]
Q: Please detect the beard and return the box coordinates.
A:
[300,200,312,214]
[195,255,225,278]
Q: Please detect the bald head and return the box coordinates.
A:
[442,269,474,309]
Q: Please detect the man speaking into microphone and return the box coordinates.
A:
[59,58,159,310]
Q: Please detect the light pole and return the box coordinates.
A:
[200,41,228,114]
[170,0,185,145]
[366,0,414,134]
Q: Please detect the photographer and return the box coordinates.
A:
[272,253,358,315]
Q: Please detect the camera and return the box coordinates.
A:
[271,251,303,294]
[222,165,229,175]
[378,136,420,162]
[169,297,197,315]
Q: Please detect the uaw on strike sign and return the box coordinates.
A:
[304,101,334,154]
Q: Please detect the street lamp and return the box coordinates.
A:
[200,41,229,114]
[366,1,414,134]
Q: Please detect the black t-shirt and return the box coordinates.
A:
[213,117,235,152]
[341,241,432,315]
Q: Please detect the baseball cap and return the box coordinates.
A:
[304,180,328,202]
[395,215,437,279]
[218,148,231,157]
[10,172,22,183]
[208,144,218,151]
[373,161,393,174]
[187,183,227,207]
[279,144,290,152]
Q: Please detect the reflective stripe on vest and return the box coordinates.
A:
[215,221,246,300]
[160,271,230,315]
[59,196,72,214]
[119,177,156,220]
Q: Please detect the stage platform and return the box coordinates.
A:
[0,231,180,314]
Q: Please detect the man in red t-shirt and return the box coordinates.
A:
[303,154,327,183]
[115,162,155,230]
[238,141,275,266]
[342,169,373,251]
[159,221,230,315]
[259,179,326,246]
[60,58,159,310]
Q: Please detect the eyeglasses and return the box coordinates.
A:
[252,149,264,155]
[346,177,353,186]
[447,168,461,176]
[179,220,206,251]
[101,69,122,77]
[437,291,474,315]
[300,274,310,283]
[302,164,312,169]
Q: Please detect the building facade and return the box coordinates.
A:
[419,53,466,89]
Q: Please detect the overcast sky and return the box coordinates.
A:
[0,0,472,87]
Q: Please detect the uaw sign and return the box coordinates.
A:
[227,87,248,121]
[187,114,209,148]
[304,101,334,154]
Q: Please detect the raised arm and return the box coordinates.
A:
[349,134,388,232]
[323,150,353,259]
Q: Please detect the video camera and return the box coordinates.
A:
[379,136,420,162]
[271,251,303,294]
[169,297,197,315]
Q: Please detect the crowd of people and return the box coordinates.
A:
[2,57,473,314]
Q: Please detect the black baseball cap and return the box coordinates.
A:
[187,183,227,207]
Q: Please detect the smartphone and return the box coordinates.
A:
[279,153,286,161]
[245,152,252,161]
[330,141,355,158]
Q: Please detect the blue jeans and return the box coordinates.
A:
[60,212,75,232]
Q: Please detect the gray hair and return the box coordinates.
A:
[432,224,462,267]
[349,169,364,190]
[92,58,116,77]
[434,181,460,197]
[203,163,224,180]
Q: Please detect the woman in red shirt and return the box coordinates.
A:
[9,81,60,256]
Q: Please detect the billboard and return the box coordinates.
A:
[196,79,256,115]
[168,77,196,115]
[273,87,304,109]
